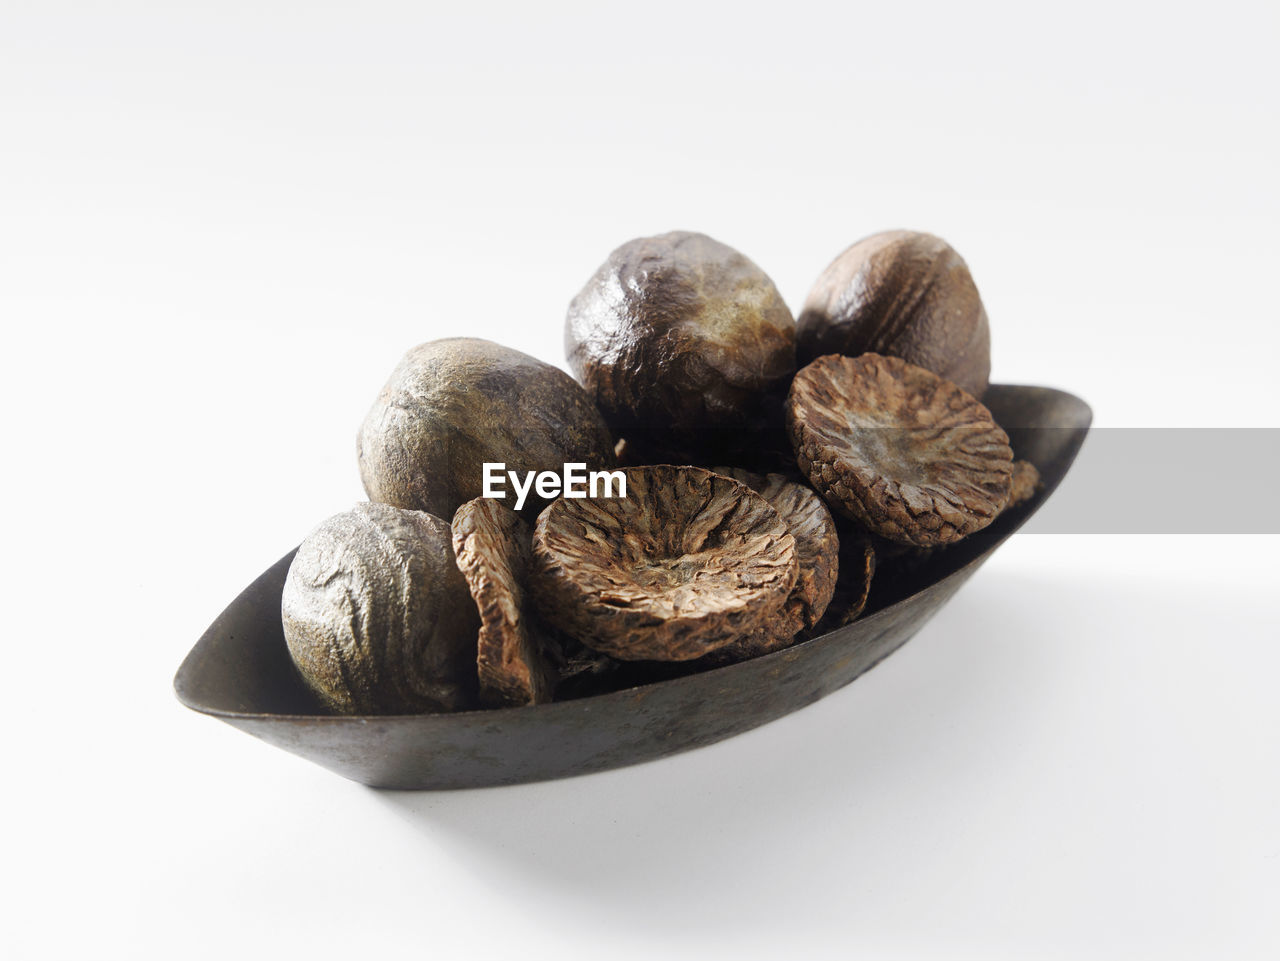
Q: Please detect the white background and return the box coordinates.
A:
[3,2,1277,959]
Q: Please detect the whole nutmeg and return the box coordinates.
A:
[358,338,615,519]
[281,502,479,715]
[797,230,991,397]
[565,231,796,457]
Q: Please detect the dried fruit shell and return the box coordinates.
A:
[706,466,840,661]
[531,465,798,662]
[452,498,556,708]
[806,528,876,636]
[787,353,1013,547]
[1007,459,1041,508]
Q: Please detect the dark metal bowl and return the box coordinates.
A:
[174,384,1090,790]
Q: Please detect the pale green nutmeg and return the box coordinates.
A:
[281,502,480,715]
[358,338,616,521]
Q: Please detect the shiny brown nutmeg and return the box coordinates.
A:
[281,503,479,715]
[530,465,798,662]
[787,354,1013,548]
[359,338,615,520]
[565,231,796,458]
[452,498,557,708]
[797,230,991,397]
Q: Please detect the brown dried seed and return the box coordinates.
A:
[1007,459,1041,508]
[787,353,1013,547]
[530,465,798,662]
[837,537,877,626]
[565,231,796,460]
[452,498,557,708]
[281,503,479,715]
[797,230,991,397]
[806,529,876,637]
[359,338,615,520]
[708,466,840,660]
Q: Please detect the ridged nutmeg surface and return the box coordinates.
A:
[451,498,555,708]
[708,467,840,662]
[787,354,1013,547]
[808,523,876,635]
[530,465,798,662]
[797,230,991,397]
[565,231,796,454]
[358,338,615,520]
[1007,459,1041,508]
[281,503,479,715]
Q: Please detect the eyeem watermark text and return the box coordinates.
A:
[483,463,626,510]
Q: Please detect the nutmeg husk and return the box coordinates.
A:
[452,498,557,708]
[787,353,1013,547]
[530,465,798,662]
[701,467,840,664]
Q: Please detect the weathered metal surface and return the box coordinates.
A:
[174,384,1090,790]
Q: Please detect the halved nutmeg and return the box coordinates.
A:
[787,353,1014,547]
[530,465,798,662]
[451,498,557,708]
[706,466,840,662]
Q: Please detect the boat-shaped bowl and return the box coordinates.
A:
[174,384,1090,790]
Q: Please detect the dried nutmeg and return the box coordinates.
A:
[797,230,991,397]
[281,503,479,715]
[452,498,556,708]
[531,465,798,662]
[1007,459,1041,508]
[565,231,796,459]
[787,353,1013,547]
[707,466,840,662]
[359,338,615,520]
[807,526,876,637]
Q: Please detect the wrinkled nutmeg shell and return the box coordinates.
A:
[359,338,615,519]
[281,503,479,715]
[530,465,798,662]
[797,230,991,397]
[451,498,557,708]
[787,353,1013,548]
[565,231,796,458]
